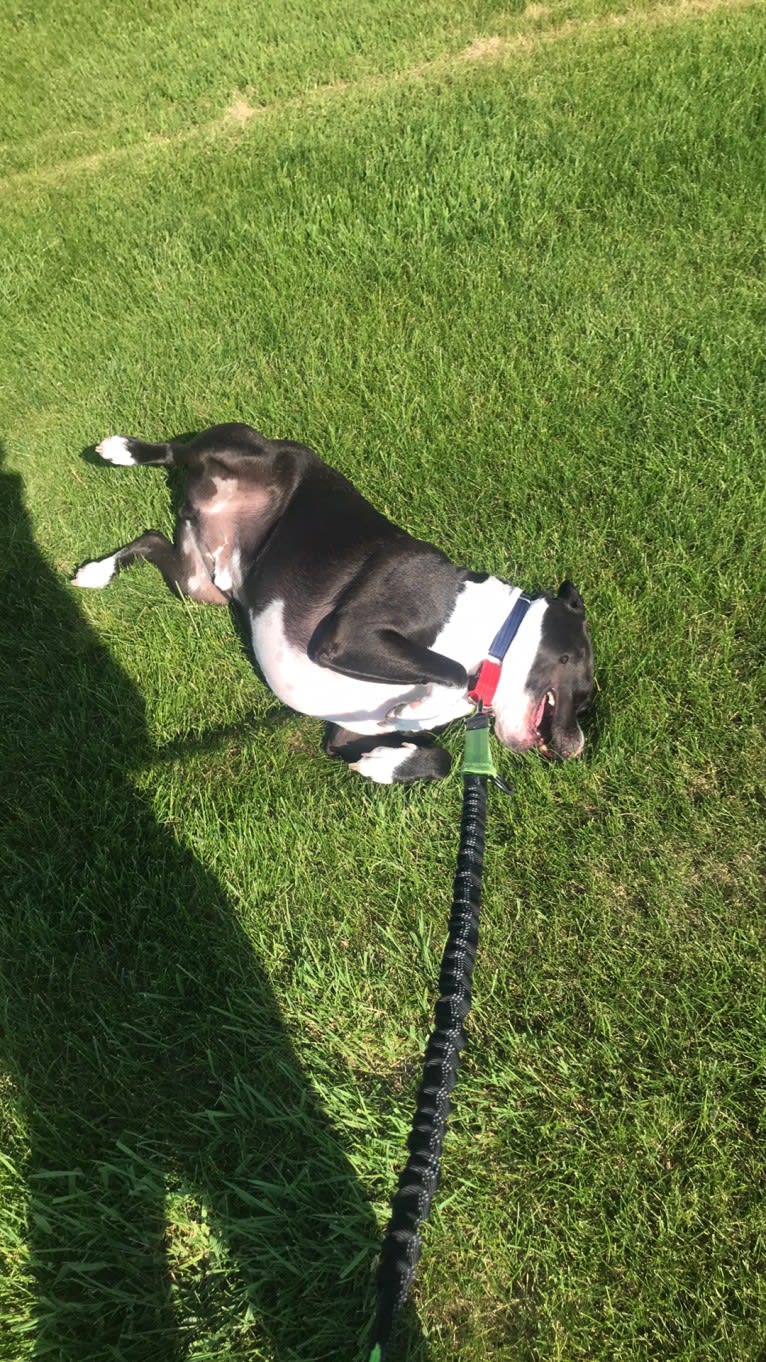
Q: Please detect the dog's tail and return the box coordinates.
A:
[95,434,184,468]
[95,424,272,469]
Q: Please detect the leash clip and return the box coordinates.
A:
[462,706,512,793]
[461,707,497,778]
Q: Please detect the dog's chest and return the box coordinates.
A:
[246,579,512,735]
[247,599,426,733]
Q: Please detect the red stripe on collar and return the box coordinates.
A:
[467,593,532,710]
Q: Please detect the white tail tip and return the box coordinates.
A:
[96,436,135,465]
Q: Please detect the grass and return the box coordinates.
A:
[1,0,765,1358]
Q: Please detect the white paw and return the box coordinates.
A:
[72,554,118,588]
[96,436,135,465]
[350,743,416,784]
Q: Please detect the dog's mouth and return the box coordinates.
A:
[533,688,557,758]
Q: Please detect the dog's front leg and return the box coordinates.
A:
[324,725,452,784]
[308,615,467,690]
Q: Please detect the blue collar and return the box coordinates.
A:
[486,592,533,663]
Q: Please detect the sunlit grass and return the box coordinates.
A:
[1,2,764,1358]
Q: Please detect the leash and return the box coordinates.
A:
[367,596,530,1360]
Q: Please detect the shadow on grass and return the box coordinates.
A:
[0,449,427,1362]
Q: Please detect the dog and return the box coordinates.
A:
[72,423,594,782]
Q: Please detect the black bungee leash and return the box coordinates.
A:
[368,594,531,1360]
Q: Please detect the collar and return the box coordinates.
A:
[467,591,533,710]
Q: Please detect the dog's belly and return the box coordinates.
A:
[249,599,471,735]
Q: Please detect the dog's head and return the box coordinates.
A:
[493,581,594,760]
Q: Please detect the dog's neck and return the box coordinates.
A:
[436,576,532,675]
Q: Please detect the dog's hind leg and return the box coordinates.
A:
[324,726,452,784]
[72,521,228,604]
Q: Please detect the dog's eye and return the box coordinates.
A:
[559,653,570,665]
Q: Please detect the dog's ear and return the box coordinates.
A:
[557,580,585,615]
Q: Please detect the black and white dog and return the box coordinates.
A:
[73,423,594,782]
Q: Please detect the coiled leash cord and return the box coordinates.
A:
[367,594,530,1360]
[367,708,510,1361]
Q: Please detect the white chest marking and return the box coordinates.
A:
[429,577,523,671]
[492,597,548,747]
[248,600,428,733]
[247,579,534,737]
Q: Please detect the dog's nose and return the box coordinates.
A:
[556,727,585,760]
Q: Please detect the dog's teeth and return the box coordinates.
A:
[546,690,556,706]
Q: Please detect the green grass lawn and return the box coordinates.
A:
[1,1,765,1358]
